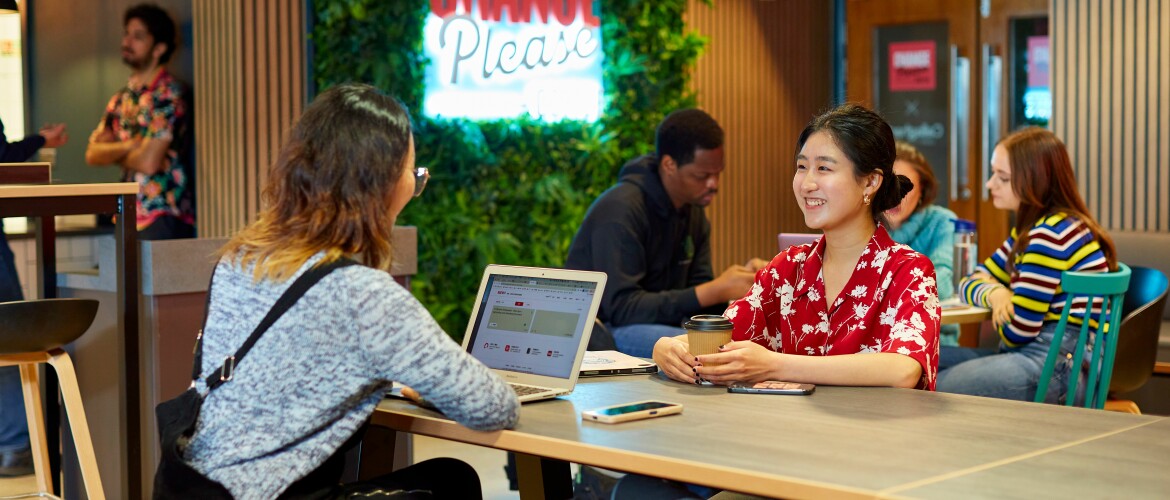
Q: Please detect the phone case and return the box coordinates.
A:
[581,400,683,424]
[727,381,815,395]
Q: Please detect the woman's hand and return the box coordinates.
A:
[652,336,699,384]
[745,257,770,272]
[399,385,422,403]
[694,341,778,385]
[968,271,993,283]
[988,286,1014,328]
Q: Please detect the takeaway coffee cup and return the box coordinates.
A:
[683,315,734,356]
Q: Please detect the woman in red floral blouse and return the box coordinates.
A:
[653,104,942,390]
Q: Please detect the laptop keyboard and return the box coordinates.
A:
[510,383,548,396]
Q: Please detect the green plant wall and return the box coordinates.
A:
[311,0,708,338]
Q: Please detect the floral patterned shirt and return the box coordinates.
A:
[725,225,941,390]
[95,68,194,230]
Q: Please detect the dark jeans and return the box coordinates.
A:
[0,227,28,452]
[611,473,712,499]
[333,457,480,499]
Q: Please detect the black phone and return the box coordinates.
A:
[727,381,815,395]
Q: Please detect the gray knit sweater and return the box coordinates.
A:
[184,254,521,499]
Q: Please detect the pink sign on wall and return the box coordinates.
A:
[888,40,937,92]
[1027,36,1049,88]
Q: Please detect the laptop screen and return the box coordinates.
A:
[465,274,599,379]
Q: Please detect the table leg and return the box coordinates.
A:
[515,452,572,500]
[117,194,141,500]
[354,425,407,481]
[33,216,62,494]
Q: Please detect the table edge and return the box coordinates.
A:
[0,182,138,198]
[372,408,880,500]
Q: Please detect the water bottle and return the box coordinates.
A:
[952,218,978,298]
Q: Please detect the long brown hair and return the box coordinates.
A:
[1001,127,1117,272]
[219,83,413,282]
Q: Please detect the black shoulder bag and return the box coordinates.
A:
[153,258,357,499]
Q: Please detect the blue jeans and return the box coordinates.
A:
[0,227,29,452]
[937,323,1086,405]
[611,324,685,359]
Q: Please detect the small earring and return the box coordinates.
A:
[863,194,871,206]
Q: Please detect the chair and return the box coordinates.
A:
[1035,264,1131,409]
[777,232,820,253]
[1104,266,1169,413]
[0,299,105,499]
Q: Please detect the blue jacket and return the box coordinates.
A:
[889,204,959,345]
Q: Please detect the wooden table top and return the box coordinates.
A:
[0,182,137,198]
[374,375,1165,499]
[940,304,992,325]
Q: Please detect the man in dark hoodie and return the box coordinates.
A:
[566,109,764,357]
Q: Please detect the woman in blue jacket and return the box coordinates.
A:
[884,141,960,346]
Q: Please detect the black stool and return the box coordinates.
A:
[0,299,105,499]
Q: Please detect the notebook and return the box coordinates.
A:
[461,265,607,402]
[579,350,658,377]
[778,232,821,253]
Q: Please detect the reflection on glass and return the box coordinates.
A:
[1010,17,1050,129]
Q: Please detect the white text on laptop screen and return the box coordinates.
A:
[466,275,597,378]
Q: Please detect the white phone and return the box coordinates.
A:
[581,400,683,424]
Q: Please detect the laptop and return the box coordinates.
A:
[579,350,658,377]
[778,232,821,253]
[461,265,607,402]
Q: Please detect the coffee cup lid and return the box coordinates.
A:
[683,314,733,331]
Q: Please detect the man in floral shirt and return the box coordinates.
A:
[86,3,194,240]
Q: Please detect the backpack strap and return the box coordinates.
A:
[192,257,358,391]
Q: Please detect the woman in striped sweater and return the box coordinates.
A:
[936,127,1117,404]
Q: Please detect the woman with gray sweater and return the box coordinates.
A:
[180,83,520,499]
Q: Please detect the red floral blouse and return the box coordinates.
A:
[725,225,941,390]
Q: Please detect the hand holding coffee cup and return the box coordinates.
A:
[683,315,734,356]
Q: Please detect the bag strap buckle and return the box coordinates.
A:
[220,356,236,382]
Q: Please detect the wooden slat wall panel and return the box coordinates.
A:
[1052,0,1169,233]
[194,0,304,238]
[194,0,242,240]
[686,0,833,270]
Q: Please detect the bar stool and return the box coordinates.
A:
[0,299,105,500]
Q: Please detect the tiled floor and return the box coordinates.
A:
[0,436,521,499]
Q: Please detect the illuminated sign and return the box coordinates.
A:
[888,40,937,92]
[423,0,604,121]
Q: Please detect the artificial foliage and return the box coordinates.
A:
[311,0,709,339]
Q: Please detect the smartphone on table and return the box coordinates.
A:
[581,400,683,424]
[727,381,815,395]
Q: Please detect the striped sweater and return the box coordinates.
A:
[960,213,1109,347]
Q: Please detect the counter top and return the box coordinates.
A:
[0,182,137,198]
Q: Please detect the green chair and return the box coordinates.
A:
[1035,263,1131,409]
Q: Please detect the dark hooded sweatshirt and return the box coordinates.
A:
[566,154,715,329]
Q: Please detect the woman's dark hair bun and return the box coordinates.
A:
[872,173,914,213]
[894,173,914,199]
